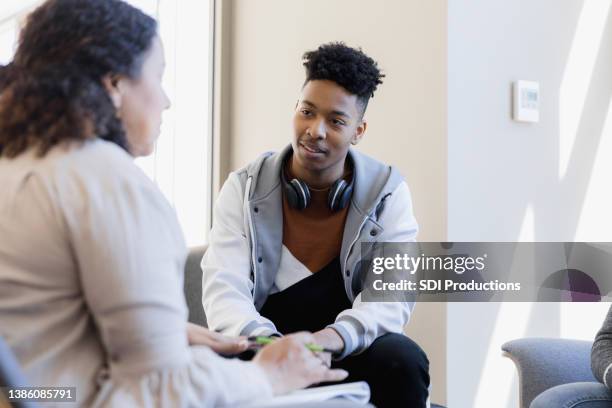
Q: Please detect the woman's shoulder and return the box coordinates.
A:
[24,139,161,208]
[45,139,151,187]
[54,139,137,174]
[0,139,141,196]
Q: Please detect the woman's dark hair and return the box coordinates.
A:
[302,42,385,116]
[0,0,157,158]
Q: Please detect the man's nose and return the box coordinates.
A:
[308,118,326,139]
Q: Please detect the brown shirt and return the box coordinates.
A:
[282,184,350,273]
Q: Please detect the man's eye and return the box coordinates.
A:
[301,109,312,116]
[332,118,346,126]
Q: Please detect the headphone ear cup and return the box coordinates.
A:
[328,179,352,212]
[287,179,310,210]
[283,180,299,209]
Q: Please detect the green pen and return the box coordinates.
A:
[247,336,338,354]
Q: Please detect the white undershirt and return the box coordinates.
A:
[269,245,313,294]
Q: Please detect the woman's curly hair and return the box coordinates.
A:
[0,0,157,158]
[302,42,385,115]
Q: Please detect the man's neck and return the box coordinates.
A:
[288,156,347,190]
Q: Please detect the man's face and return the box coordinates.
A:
[292,79,366,175]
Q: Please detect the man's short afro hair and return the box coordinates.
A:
[302,42,384,108]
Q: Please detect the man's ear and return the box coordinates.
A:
[351,120,367,145]
[102,74,123,110]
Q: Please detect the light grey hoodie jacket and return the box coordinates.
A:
[201,145,418,359]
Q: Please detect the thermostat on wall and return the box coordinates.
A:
[513,80,539,123]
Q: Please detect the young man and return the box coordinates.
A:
[202,43,429,407]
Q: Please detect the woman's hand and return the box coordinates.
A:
[312,328,344,352]
[312,328,344,367]
[253,332,348,395]
[186,322,248,355]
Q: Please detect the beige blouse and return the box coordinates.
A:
[0,140,272,407]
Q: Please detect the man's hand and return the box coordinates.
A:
[186,322,248,355]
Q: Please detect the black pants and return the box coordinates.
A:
[332,333,429,408]
[260,258,430,408]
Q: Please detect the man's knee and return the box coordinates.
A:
[367,333,430,382]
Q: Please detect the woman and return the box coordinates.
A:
[0,0,347,406]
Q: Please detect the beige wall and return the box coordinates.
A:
[216,0,448,403]
[225,0,447,243]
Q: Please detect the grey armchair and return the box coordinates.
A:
[0,335,39,408]
[502,338,599,408]
[183,245,208,327]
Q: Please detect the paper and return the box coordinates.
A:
[241,381,370,407]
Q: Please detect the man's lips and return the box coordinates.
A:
[300,142,326,154]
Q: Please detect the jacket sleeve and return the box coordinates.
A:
[327,181,418,359]
[592,305,612,388]
[201,172,280,337]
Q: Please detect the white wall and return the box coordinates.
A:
[223,0,448,404]
[447,0,612,406]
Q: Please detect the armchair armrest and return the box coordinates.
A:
[502,338,596,408]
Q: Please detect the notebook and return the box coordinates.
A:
[241,381,370,407]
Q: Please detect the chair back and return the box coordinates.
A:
[0,336,38,408]
[184,245,208,327]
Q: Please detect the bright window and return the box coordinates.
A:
[129,0,213,247]
[0,1,40,64]
[0,20,17,64]
[1,1,214,247]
